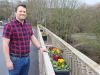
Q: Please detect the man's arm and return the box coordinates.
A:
[31,35,41,49]
[31,35,47,52]
[2,37,13,70]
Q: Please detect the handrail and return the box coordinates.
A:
[37,25,55,75]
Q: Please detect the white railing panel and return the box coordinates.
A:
[37,25,55,75]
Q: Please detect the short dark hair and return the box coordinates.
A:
[15,4,26,12]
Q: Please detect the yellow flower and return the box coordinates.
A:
[52,48,61,55]
[58,59,64,63]
[56,49,60,54]
[53,48,58,51]
[42,32,48,36]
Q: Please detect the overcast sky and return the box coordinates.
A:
[7,0,100,6]
[85,0,100,5]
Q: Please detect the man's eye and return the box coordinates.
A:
[19,11,26,13]
[23,11,26,13]
[19,11,22,12]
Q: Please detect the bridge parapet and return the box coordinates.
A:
[37,25,55,75]
[37,24,100,75]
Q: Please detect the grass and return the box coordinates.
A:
[71,33,100,64]
[72,33,100,49]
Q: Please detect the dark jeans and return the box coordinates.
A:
[9,56,30,75]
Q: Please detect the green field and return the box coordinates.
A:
[71,33,100,64]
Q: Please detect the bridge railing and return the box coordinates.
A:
[37,25,55,75]
[38,25,100,75]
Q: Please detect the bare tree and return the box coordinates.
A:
[0,0,12,20]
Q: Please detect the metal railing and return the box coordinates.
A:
[38,24,100,75]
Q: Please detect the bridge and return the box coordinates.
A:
[0,25,100,75]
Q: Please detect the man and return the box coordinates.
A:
[2,4,46,75]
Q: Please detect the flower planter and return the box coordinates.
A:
[55,69,70,75]
[47,46,70,75]
[42,35,47,41]
[40,29,43,32]
[40,30,48,41]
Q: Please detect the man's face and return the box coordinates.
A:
[15,6,27,20]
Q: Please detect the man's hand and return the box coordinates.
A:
[40,47,48,53]
[6,60,13,70]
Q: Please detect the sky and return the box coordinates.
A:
[85,0,100,5]
[3,0,100,6]
[8,0,26,2]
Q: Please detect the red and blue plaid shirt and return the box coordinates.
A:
[3,18,33,57]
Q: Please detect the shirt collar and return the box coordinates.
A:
[14,18,26,26]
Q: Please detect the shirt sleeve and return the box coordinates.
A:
[2,24,12,39]
[30,25,34,36]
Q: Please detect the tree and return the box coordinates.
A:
[0,0,12,20]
